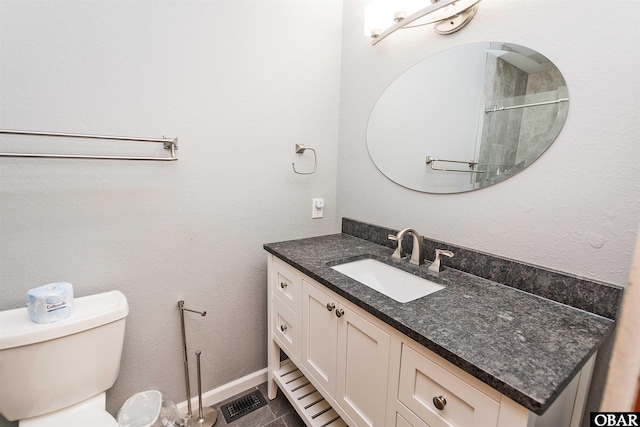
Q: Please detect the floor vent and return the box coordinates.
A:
[220,390,268,424]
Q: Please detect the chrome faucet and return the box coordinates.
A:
[388,228,425,266]
[429,249,454,273]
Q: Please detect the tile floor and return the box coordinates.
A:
[208,382,305,427]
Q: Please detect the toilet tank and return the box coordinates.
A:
[0,290,129,421]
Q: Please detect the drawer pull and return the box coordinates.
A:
[280,324,288,332]
[433,396,447,410]
[280,282,288,289]
[335,308,344,318]
[326,302,335,311]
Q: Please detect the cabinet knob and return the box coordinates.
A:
[280,282,288,289]
[280,324,288,332]
[326,302,335,311]
[433,396,447,410]
[335,308,344,318]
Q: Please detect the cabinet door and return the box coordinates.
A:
[302,280,338,396]
[336,305,390,427]
[396,412,428,427]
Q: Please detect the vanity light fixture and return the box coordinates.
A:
[365,0,481,45]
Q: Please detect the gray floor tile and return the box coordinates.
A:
[263,418,288,427]
[280,411,307,427]
[258,383,296,419]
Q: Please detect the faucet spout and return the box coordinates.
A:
[388,228,425,266]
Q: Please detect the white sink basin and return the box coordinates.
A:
[331,258,444,303]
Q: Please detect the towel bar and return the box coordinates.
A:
[0,129,178,161]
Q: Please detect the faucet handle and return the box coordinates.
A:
[388,234,405,259]
[435,249,454,259]
[429,249,454,273]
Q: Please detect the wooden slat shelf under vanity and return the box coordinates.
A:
[273,359,348,427]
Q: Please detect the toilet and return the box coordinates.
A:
[0,290,129,426]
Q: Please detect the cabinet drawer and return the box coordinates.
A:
[272,257,302,313]
[398,344,499,427]
[272,298,300,360]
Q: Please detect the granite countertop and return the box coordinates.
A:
[264,233,615,415]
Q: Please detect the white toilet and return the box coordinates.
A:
[0,290,129,426]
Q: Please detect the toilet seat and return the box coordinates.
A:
[19,393,117,427]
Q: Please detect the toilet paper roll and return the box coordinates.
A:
[26,282,74,324]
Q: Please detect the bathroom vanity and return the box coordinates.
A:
[264,220,620,427]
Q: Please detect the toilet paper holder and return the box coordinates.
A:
[178,301,217,427]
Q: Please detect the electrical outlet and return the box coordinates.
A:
[312,198,324,219]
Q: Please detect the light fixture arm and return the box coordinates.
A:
[371,0,481,45]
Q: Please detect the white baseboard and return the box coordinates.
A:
[176,368,268,416]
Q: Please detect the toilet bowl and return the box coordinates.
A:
[19,393,117,427]
[0,290,129,425]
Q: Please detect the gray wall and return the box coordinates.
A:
[336,0,639,421]
[0,0,342,424]
[337,0,639,286]
[1,0,639,425]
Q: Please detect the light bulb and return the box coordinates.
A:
[364,0,397,37]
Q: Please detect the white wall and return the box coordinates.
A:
[0,0,342,424]
[337,0,640,286]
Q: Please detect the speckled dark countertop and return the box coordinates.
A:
[264,233,615,415]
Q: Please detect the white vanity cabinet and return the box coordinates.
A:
[302,278,390,427]
[267,254,595,427]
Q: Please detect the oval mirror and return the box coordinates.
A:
[367,42,569,193]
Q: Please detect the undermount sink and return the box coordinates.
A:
[331,258,444,303]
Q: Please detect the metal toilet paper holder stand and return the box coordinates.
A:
[178,300,217,427]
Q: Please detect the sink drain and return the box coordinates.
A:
[220,390,268,423]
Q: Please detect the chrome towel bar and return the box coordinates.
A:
[426,155,486,173]
[0,129,178,161]
[485,98,569,113]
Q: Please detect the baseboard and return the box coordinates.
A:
[176,368,268,415]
